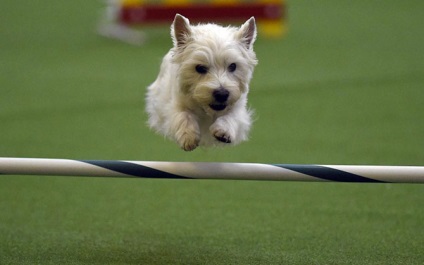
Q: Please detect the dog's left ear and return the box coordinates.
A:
[237,17,257,50]
[171,14,192,48]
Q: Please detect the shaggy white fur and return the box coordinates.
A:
[146,14,258,151]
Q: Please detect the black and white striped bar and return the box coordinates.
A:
[0,157,423,183]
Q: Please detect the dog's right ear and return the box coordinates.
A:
[171,14,191,48]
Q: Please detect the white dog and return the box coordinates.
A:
[146,14,258,151]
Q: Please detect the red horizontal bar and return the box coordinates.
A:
[120,3,284,24]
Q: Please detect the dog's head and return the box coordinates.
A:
[170,14,258,116]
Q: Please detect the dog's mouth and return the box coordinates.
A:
[209,104,227,111]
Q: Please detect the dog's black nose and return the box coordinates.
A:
[213,88,229,103]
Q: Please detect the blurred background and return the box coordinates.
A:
[1,1,423,264]
[1,0,423,164]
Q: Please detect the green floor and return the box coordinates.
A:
[1,1,423,264]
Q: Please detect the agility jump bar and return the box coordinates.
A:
[1,158,423,183]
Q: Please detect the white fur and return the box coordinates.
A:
[146,14,258,151]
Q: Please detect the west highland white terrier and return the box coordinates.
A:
[146,14,258,151]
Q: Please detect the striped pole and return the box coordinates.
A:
[0,157,423,183]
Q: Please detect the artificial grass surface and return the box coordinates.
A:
[1,0,423,264]
[1,178,423,264]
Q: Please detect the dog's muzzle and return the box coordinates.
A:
[209,88,229,111]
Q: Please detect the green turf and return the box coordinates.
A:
[1,0,423,264]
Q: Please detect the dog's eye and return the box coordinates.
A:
[195,65,208,74]
[228,63,237,72]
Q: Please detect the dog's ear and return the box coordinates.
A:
[237,17,257,50]
[171,14,191,48]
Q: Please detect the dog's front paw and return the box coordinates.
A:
[178,134,200,151]
[212,128,232,144]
